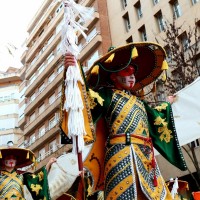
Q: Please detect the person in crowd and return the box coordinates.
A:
[0,141,56,200]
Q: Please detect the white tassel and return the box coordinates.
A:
[171,177,179,199]
[60,0,94,56]
[63,62,86,153]
[55,0,94,153]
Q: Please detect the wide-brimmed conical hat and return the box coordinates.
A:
[86,42,168,92]
[0,147,36,168]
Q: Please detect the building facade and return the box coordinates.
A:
[0,67,23,147]
[18,0,111,170]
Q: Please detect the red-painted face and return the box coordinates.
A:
[111,65,136,90]
[4,155,17,168]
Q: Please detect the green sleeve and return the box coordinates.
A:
[91,87,113,124]
[23,166,51,200]
[143,101,187,171]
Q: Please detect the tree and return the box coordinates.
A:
[156,17,200,95]
[156,17,200,190]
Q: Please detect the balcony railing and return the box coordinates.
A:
[19,143,65,172]
[24,92,61,130]
[0,72,20,79]
[25,69,63,108]
[24,119,59,148]
[37,143,64,163]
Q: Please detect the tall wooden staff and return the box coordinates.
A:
[57,0,94,171]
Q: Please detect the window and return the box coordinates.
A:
[47,52,54,64]
[39,148,45,161]
[57,42,62,53]
[47,35,55,46]
[38,29,44,37]
[134,1,143,19]
[164,45,172,63]
[30,112,35,122]
[49,93,55,105]
[139,26,147,41]
[171,0,182,18]
[178,32,189,51]
[123,12,131,32]
[49,139,57,153]
[192,0,199,4]
[29,73,36,85]
[38,63,46,74]
[58,84,62,97]
[48,73,55,83]
[55,3,63,15]
[153,0,159,5]
[57,65,64,74]
[126,36,133,43]
[87,28,97,43]
[87,51,99,68]
[30,56,37,66]
[190,139,200,147]
[30,93,36,102]
[29,133,35,144]
[155,11,165,32]
[39,125,45,138]
[49,116,56,129]
[56,20,63,34]
[38,103,45,115]
[38,83,45,93]
[122,0,127,8]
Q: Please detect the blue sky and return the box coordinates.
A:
[0,0,43,71]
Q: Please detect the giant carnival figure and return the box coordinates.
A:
[60,41,187,200]
[0,141,56,200]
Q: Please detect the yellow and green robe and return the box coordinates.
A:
[0,167,50,200]
[90,88,187,200]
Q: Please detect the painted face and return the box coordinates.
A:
[111,66,136,90]
[4,156,17,168]
[115,73,136,90]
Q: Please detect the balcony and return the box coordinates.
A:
[35,144,72,171]
[25,32,62,80]
[24,69,63,116]
[25,125,60,151]
[25,52,62,96]
[18,114,26,128]
[24,94,61,136]
[79,32,102,62]
[26,0,60,46]
[81,0,95,7]
[0,72,21,83]
[77,11,99,40]
[26,9,63,63]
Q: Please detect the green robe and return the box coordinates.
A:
[90,87,186,200]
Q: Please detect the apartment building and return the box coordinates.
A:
[0,67,23,147]
[18,0,111,171]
